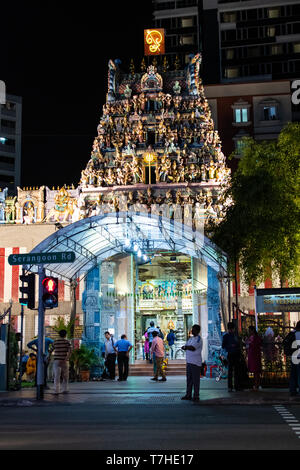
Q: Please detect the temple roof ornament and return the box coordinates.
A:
[141,65,163,93]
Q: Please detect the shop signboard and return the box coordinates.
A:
[255,287,300,313]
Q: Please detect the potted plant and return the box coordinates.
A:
[70,344,98,382]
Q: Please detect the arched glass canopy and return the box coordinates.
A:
[27,212,227,281]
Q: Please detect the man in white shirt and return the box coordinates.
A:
[104,331,116,380]
[181,324,202,402]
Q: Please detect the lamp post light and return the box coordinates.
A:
[143,151,156,185]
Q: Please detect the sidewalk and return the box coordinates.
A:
[0,376,299,407]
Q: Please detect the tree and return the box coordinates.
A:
[209,123,300,286]
[52,315,74,339]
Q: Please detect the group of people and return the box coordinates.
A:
[22,329,71,395]
[102,331,133,381]
[143,321,177,362]
[21,320,300,401]
[103,323,204,402]
[222,321,300,396]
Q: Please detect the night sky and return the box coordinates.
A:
[1,1,154,188]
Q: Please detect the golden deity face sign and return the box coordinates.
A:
[144,29,165,55]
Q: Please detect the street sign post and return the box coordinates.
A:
[7,251,76,400]
[8,251,76,266]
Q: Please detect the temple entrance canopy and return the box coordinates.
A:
[29,211,225,281]
[28,211,229,362]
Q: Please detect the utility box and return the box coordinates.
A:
[0,324,7,391]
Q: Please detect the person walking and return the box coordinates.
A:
[150,330,166,382]
[284,321,300,397]
[246,325,262,390]
[114,334,133,381]
[167,329,176,360]
[147,321,159,363]
[181,324,203,402]
[104,331,116,380]
[52,329,71,395]
[222,321,241,392]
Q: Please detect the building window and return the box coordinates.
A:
[185,53,191,64]
[267,8,280,19]
[235,139,246,155]
[271,44,283,55]
[248,46,260,58]
[293,43,300,53]
[0,174,14,184]
[181,17,194,28]
[221,12,237,23]
[224,67,240,79]
[179,35,194,45]
[234,108,248,123]
[1,119,16,130]
[263,106,277,121]
[225,49,235,60]
[267,26,276,37]
[232,100,251,126]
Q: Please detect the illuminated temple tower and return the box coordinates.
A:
[79,54,230,220]
[78,53,231,361]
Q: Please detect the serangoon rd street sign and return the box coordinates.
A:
[8,252,76,266]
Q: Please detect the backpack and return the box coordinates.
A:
[283,331,296,356]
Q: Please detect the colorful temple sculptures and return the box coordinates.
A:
[0,54,230,228]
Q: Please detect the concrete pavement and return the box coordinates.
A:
[0,376,299,407]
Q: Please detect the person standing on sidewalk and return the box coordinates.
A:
[181,324,203,402]
[114,334,133,381]
[104,331,116,380]
[147,322,159,363]
[52,329,71,395]
[150,331,166,382]
[222,322,241,392]
[167,329,176,360]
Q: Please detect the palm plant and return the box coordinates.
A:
[70,344,98,380]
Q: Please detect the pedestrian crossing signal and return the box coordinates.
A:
[42,276,58,309]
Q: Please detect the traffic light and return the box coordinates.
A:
[42,276,58,309]
[19,273,36,309]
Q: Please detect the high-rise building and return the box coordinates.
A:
[0,94,22,193]
[153,1,300,84]
[202,0,300,84]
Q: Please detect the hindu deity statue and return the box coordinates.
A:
[158,155,172,182]
[105,168,116,186]
[131,157,143,184]
[23,201,35,224]
[124,84,132,99]
[173,81,181,95]
[208,160,216,180]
